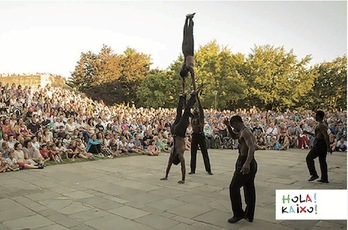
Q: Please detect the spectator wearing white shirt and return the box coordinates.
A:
[335,136,347,152]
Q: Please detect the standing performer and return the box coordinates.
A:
[224,115,257,223]
[304,110,331,183]
[189,93,213,175]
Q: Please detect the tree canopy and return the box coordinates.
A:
[68,43,346,111]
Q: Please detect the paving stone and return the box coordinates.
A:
[134,213,179,230]
[0,206,36,222]
[108,205,150,219]
[0,149,345,230]
[166,203,213,219]
[2,214,54,229]
[84,214,153,230]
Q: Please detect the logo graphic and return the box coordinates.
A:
[276,190,347,220]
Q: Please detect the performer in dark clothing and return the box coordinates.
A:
[160,13,198,184]
[189,93,212,175]
[304,110,331,183]
[180,13,196,91]
[161,91,197,184]
[224,115,257,223]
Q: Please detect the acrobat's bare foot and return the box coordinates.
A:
[186,13,196,18]
[178,180,185,184]
[160,177,168,181]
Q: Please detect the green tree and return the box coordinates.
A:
[69,45,151,105]
[305,55,347,111]
[167,41,247,110]
[136,69,177,108]
[70,51,98,91]
[241,45,315,111]
[118,48,151,104]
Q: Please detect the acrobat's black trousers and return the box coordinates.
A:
[229,155,257,220]
[306,139,328,181]
[190,133,211,173]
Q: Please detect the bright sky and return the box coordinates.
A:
[0,1,346,79]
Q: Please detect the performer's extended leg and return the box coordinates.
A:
[306,148,319,180]
[180,13,195,79]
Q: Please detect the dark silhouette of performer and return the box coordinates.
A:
[304,110,331,183]
[161,91,197,184]
[189,93,213,175]
[180,13,196,91]
[224,115,257,223]
[161,13,198,184]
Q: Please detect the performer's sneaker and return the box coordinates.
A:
[317,179,329,183]
[208,171,213,175]
[188,172,195,174]
[228,216,243,223]
[308,175,319,181]
[244,215,253,222]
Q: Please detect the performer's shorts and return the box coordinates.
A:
[173,154,180,165]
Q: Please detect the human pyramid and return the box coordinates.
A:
[160,13,198,184]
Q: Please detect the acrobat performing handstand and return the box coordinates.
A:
[161,13,197,184]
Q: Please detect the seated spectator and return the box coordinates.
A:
[96,132,113,158]
[67,139,94,160]
[329,132,337,152]
[7,134,16,150]
[55,140,68,157]
[13,143,44,169]
[142,130,153,150]
[86,134,102,156]
[203,123,214,148]
[1,142,10,158]
[133,134,144,152]
[252,122,264,139]
[287,122,299,148]
[57,126,67,140]
[22,139,45,166]
[265,123,279,149]
[297,124,309,149]
[31,135,40,150]
[48,142,63,163]
[125,138,140,154]
[2,118,15,136]
[118,136,130,155]
[154,134,171,153]
[42,129,53,143]
[39,144,52,162]
[335,136,347,152]
[26,116,41,136]
[276,133,290,150]
[256,135,267,150]
[147,139,160,156]
[108,137,121,158]
[0,151,10,172]
[5,150,20,171]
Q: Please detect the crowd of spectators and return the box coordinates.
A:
[0,82,346,173]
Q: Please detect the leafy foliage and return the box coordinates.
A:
[68,42,346,111]
[305,55,347,111]
[69,45,150,105]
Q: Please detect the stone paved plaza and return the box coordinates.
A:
[0,149,347,230]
